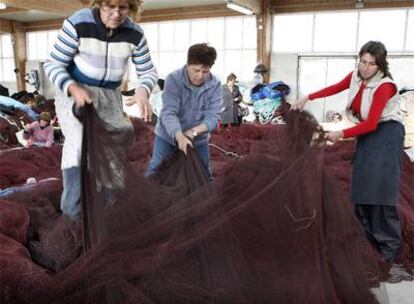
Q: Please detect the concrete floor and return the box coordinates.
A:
[372,280,414,304]
[386,281,414,304]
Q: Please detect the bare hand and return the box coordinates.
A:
[126,87,153,122]
[183,129,195,141]
[175,132,193,155]
[68,84,92,108]
[25,139,33,148]
[291,95,309,111]
[326,131,344,143]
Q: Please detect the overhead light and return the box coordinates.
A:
[0,2,7,10]
[226,1,253,15]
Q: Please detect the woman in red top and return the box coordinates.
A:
[292,41,406,281]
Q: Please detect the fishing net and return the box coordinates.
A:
[1,105,413,303]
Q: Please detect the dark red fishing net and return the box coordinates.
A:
[0,145,62,188]
[0,109,33,149]
[1,105,413,303]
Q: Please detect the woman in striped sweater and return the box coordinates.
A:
[44,0,158,222]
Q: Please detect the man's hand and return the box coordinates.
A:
[326,130,344,144]
[68,84,92,108]
[291,95,309,111]
[125,87,153,122]
[175,132,193,155]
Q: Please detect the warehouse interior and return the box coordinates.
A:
[0,1,413,303]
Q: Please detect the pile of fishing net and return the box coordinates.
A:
[0,109,413,303]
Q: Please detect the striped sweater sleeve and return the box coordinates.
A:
[131,36,158,94]
[43,19,79,96]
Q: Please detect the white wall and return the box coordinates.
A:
[25,60,56,99]
[270,53,298,102]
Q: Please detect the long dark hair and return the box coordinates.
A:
[358,41,393,79]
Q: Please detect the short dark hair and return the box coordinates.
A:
[226,73,237,83]
[358,41,392,79]
[187,43,217,67]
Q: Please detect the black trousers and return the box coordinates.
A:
[354,204,401,262]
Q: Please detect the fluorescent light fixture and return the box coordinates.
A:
[0,2,7,10]
[226,1,253,15]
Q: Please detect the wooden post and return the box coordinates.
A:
[11,21,26,91]
[256,0,272,83]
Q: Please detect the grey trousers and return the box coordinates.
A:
[354,204,401,262]
[60,167,82,221]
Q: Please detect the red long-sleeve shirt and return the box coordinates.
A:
[308,72,397,138]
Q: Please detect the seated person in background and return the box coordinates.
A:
[23,111,54,147]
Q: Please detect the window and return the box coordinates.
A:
[389,57,414,89]
[314,12,358,53]
[129,15,257,83]
[26,30,59,60]
[0,34,15,82]
[358,10,406,51]
[273,8,413,53]
[273,13,313,52]
[406,9,414,51]
[272,8,414,121]
[299,57,356,121]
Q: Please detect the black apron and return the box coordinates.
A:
[351,120,405,206]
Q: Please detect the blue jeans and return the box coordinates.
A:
[146,135,212,180]
[60,167,82,221]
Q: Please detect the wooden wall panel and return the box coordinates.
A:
[0,18,12,33]
[140,4,240,23]
[1,0,87,16]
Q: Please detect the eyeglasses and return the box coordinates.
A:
[102,4,130,14]
[358,60,377,67]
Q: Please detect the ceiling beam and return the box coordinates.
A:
[272,0,354,13]
[1,0,88,16]
[0,18,12,33]
[22,18,64,32]
[22,4,244,31]
[363,0,414,9]
[271,0,414,13]
[140,4,240,23]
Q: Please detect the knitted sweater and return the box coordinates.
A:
[44,8,157,96]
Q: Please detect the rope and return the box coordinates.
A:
[209,143,243,158]
[253,98,282,124]
[284,204,317,232]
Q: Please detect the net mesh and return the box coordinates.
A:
[1,105,413,303]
